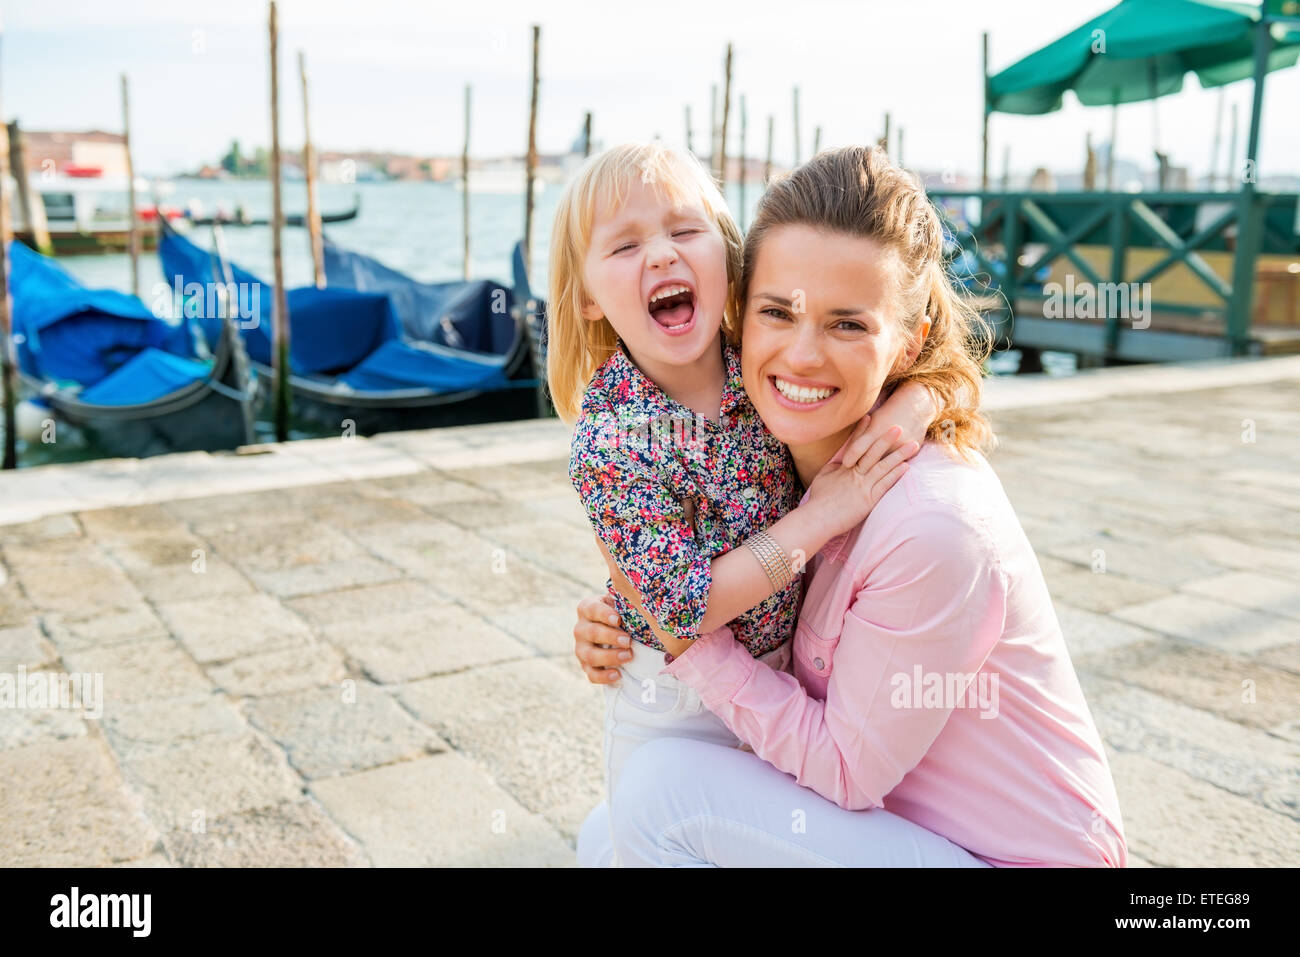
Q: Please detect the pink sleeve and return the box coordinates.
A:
[664,506,1009,811]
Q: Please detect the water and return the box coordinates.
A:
[61,178,562,297]
[9,178,1073,468]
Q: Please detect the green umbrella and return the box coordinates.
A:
[973,0,1300,356]
[988,0,1300,114]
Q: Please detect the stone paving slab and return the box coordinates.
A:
[0,737,159,866]
[1107,752,1300,868]
[120,733,306,833]
[308,751,574,867]
[243,683,446,780]
[397,657,606,842]
[1,355,1299,866]
[318,604,531,684]
[160,798,369,868]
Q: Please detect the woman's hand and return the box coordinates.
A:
[573,592,632,685]
[804,417,917,539]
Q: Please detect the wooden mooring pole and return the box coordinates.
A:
[738,94,747,232]
[462,83,471,280]
[121,74,139,298]
[981,31,990,191]
[0,21,15,469]
[792,86,801,165]
[269,1,291,441]
[718,43,732,193]
[7,120,51,256]
[523,24,540,280]
[764,114,773,187]
[299,51,324,288]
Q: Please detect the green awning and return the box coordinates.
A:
[988,0,1300,115]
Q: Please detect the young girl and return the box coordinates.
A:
[546,142,935,853]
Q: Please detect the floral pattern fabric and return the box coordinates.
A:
[568,336,802,657]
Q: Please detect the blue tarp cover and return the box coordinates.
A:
[322,238,519,356]
[8,240,207,402]
[79,348,215,406]
[339,339,511,392]
[285,286,401,375]
[162,226,520,394]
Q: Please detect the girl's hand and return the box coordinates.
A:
[805,417,917,538]
[573,593,631,685]
[841,379,936,468]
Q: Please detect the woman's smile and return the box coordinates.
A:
[768,374,840,408]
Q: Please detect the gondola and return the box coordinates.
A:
[7,239,257,458]
[184,194,362,227]
[157,219,544,435]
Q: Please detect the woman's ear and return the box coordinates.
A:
[897,315,933,372]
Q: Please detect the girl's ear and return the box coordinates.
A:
[580,295,604,322]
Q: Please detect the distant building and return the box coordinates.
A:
[15,129,129,178]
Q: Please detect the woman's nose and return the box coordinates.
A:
[782,319,824,369]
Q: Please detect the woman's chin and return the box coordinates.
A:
[759,411,837,450]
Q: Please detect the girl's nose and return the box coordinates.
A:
[645,235,678,269]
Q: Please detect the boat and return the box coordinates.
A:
[7,239,257,458]
[8,170,188,255]
[157,220,545,435]
[184,193,362,227]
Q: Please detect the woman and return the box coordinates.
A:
[571,146,1127,867]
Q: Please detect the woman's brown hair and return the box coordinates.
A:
[738,146,996,458]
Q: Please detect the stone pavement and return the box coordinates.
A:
[1,356,1298,867]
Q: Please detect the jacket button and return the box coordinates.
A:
[813,656,825,670]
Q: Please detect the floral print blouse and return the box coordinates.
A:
[568,336,802,658]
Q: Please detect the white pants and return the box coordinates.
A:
[579,638,792,868]
[578,731,993,867]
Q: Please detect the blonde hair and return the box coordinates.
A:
[739,146,996,458]
[546,142,744,424]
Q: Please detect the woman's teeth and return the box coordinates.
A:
[773,377,835,403]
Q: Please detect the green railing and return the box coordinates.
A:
[927,189,1300,357]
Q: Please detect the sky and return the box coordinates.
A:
[4,0,1299,181]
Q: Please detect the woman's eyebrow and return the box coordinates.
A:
[754,292,868,318]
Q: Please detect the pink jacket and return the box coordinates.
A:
[663,438,1128,867]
